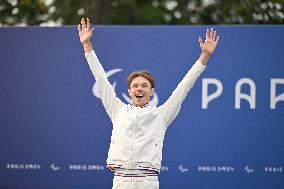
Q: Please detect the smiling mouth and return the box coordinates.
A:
[135,94,144,98]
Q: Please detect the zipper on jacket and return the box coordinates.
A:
[128,108,138,163]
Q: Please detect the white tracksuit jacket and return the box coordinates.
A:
[85,50,206,174]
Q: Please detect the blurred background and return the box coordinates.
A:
[0,0,283,26]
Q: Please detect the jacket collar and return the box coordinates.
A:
[131,102,150,108]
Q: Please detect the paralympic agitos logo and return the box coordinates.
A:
[92,68,159,106]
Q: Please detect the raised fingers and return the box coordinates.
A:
[81,18,86,30]
[205,28,219,42]
[206,29,209,40]
[77,24,81,32]
[87,18,90,30]
[209,28,214,39]
[198,36,203,45]
[215,35,220,45]
[213,30,216,41]
[199,37,205,51]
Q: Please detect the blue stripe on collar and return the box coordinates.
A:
[131,102,150,108]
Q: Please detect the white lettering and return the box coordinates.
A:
[270,79,284,109]
[198,165,234,172]
[6,163,41,170]
[265,166,283,173]
[69,164,105,171]
[202,78,223,109]
[235,78,256,109]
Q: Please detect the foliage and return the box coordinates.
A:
[0,0,283,25]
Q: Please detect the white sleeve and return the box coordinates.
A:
[158,60,206,127]
[85,50,125,122]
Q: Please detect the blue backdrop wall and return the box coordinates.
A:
[0,25,283,189]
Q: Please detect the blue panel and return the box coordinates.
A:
[0,25,283,189]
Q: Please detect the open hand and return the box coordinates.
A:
[199,28,219,55]
[78,18,95,44]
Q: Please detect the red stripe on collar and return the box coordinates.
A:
[131,102,149,108]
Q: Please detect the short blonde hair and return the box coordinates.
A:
[127,70,155,89]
